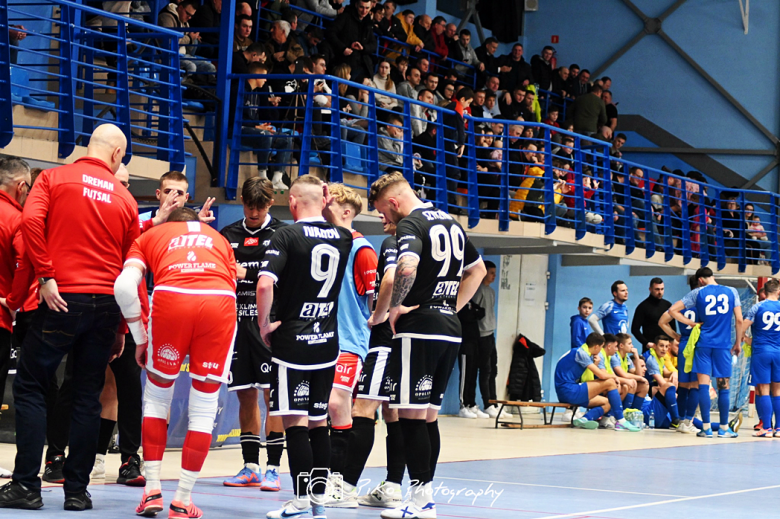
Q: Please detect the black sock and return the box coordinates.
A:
[285,426,312,498]
[308,426,330,496]
[399,418,430,486]
[266,431,284,467]
[427,421,441,480]
[385,420,406,484]
[341,416,375,487]
[329,425,350,476]
[96,418,117,456]
[240,432,261,466]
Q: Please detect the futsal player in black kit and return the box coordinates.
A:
[257,175,353,519]
[369,172,486,519]
[220,177,287,490]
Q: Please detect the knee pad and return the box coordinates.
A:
[188,384,220,434]
[144,378,175,420]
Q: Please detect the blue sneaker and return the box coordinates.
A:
[223,465,262,487]
[697,428,714,438]
[718,426,738,438]
[572,417,598,429]
[260,467,281,492]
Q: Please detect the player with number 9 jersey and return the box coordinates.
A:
[680,284,740,350]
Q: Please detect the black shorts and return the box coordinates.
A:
[388,335,459,410]
[356,346,394,401]
[269,362,336,421]
[228,318,273,391]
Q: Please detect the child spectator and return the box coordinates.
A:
[543,105,560,134]
[571,298,593,349]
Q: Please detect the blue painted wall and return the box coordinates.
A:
[523,0,780,192]
[541,254,690,402]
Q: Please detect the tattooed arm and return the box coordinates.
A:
[388,255,420,333]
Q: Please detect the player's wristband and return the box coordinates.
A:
[127,319,148,346]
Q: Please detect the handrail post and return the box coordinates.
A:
[366,91,379,188]
[115,21,132,162]
[737,191,747,273]
[158,35,184,171]
[697,189,709,267]
[214,0,237,187]
[299,79,316,177]
[401,98,414,186]
[465,121,479,229]
[661,174,675,263]
[329,79,344,184]
[497,124,509,231]
[0,1,14,147]
[57,3,76,158]
[225,77,245,201]
[679,184,691,265]
[601,144,615,247]
[643,169,655,258]
[771,194,780,275]
[572,134,585,238]
[543,130,555,235]
[434,113,448,212]
[714,187,726,270]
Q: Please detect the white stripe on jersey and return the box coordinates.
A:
[369,347,390,398]
[400,337,412,406]
[394,332,462,343]
[278,365,290,413]
[271,357,339,371]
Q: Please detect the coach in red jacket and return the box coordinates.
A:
[0,124,140,511]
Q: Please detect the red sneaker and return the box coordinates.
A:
[136,491,163,517]
[754,420,764,431]
[168,500,203,519]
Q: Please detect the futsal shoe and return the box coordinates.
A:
[572,417,598,429]
[323,482,358,508]
[168,500,203,519]
[754,420,764,431]
[697,428,714,438]
[717,427,739,438]
[136,491,164,516]
[358,481,403,508]
[728,411,743,433]
[266,498,310,519]
[677,422,699,434]
[223,465,262,487]
[260,467,281,491]
[614,419,641,432]
[380,502,436,519]
[774,428,780,438]
[753,428,773,438]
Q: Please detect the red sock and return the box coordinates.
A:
[181,431,212,472]
[142,417,168,462]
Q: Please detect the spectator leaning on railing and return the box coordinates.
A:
[430,16,449,60]
[453,29,483,77]
[379,1,406,41]
[395,9,424,53]
[531,46,555,91]
[570,82,608,137]
[444,23,462,62]
[327,0,376,82]
[378,112,405,172]
[551,66,570,98]
[413,15,435,57]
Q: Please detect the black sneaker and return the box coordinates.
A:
[0,481,43,509]
[64,490,92,511]
[42,455,65,484]
[117,456,146,487]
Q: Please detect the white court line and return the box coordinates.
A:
[436,476,688,498]
[535,484,780,519]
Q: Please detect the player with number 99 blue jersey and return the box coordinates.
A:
[743,296,780,387]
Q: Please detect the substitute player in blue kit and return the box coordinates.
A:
[739,278,780,437]
[589,281,630,336]
[668,267,743,438]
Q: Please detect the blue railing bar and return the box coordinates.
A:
[10,83,65,97]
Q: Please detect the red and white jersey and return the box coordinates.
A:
[125,220,237,297]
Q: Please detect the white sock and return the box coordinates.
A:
[412,482,433,507]
[258,169,268,179]
[245,463,260,473]
[266,465,279,471]
[144,461,162,494]
[703,422,711,430]
[683,419,691,426]
[173,468,198,506]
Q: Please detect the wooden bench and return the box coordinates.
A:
[489,400,577,429]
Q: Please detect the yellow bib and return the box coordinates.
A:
[683,324,701,373]
[579,344,604,382]
[617,352,630,373]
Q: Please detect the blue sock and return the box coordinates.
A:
[606,389,624,420]
[583,407,605,422]
[698,384,711,425]
[718,388,730,427]
[685,387,699,420]
[757,395,772,431]
[622,393,634,410]
[692,418,719,432]
[677,386,689,417]
[664,388,679,421]
[772,396,780,429]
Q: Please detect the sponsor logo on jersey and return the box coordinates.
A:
[187,251,197,262]
[421,209,453,221]
[313,322,321,333]
[158,344,180,365]
[83,187,112,203]
[202,361,220,370]
[263,240,271,247]
[313,402,327,410]
[244,237,259,246]
[265,249,280,256]
[336,362,354,375]
[168,234,214,251]
[260,363,271,373]
[168,262,217,273]
[433,281,460,297]
[230,242,239,249]
[295,331,335,344]
[300,302,334,319]
[82,174,115,191]
[303,226,341,239]
[293,381,310,405]
[415,375,433,399]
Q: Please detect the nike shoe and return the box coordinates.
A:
[470,406,489,419]
[224,465,262,487]
[260,467,281,491]
[754,428,772,438]
[42,455,65,484]
[358,481,403,508]
[572,417,598,430]
[380,502,437,519]
[266,498,310,519]
[311,502,326,519]
[457,407,476,419]
[136,491,163,516]
[323,483,358,508]
[670,418,681,430]
[168,500,203,519]
[614,419,641,432]
[697,428,714,438]
[91,454,106,480]
[718,427,739,438]
[728,411,743,433]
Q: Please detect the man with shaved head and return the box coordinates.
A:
[0,123,140,511]
[256,175,353,519]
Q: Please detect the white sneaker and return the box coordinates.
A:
[470,406,490,418]
[358,481,403,508]
[267,498,310,519]
[499,407,512,418]
[677,422,700,434]
[380,502,437,519]
[0,466,11,478]
[458,407,477,419]
[323,480,358,508]
[271,171,289,191]
[91,454,106,480]
[485,405,499,418]
[562,409,574,423]
[599,416,616,429]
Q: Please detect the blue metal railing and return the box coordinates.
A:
[1,0,185,170]
[227,72,780,273]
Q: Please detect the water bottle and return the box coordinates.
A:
[649,409,655,429]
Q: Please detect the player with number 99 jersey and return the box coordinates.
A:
[258,218,353,369]
[744,298,780,385]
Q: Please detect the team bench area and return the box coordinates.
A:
[489,400,578,429]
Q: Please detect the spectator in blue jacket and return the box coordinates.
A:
[571,297,593,349]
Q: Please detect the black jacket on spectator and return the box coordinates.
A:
[442,101,465,151]
[380,15,406,42]
[551,70,569,97]
[191,0,220,58]
[507,333,544,402]
[327,4,377,81]
[530,54,553,90]
[475,45,500,75]
[570,79,589,98]
[264,37,294,75]
[457,301,485,356]
[413,22,435,57]
[446,36,464,63]
[499,55,533,92]
[413,129,437,174]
